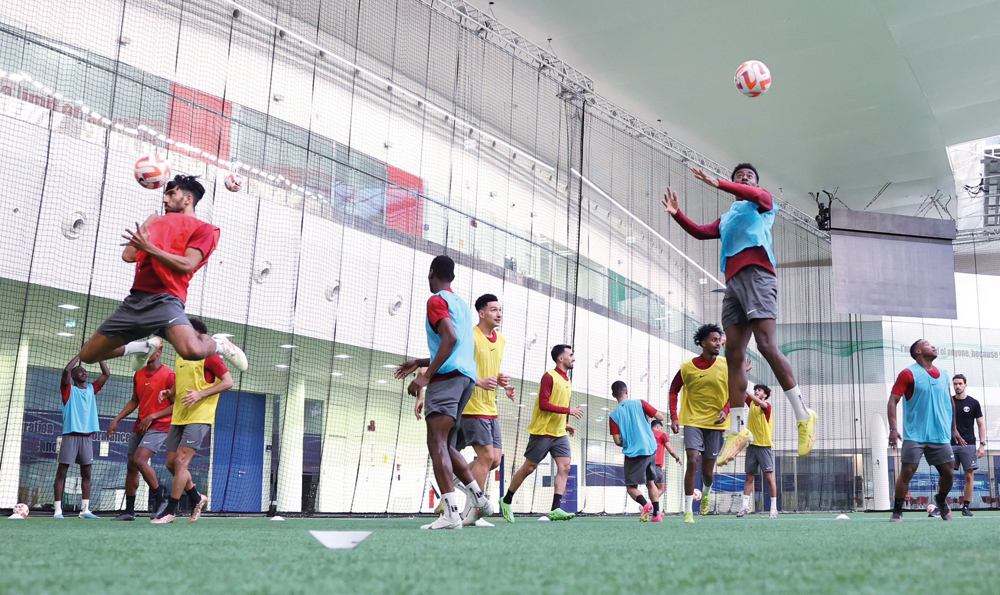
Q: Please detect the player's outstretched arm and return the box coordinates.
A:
[61,355,80,391]
[690,167,720,189]
[94,360,111,392]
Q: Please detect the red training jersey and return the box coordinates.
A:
[891,367,941,400]
[653,429,671,467]
[132,213,220,303]
[134,364,175,433]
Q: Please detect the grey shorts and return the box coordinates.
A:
[651,464,665,485]
[424,375,475,421]
[128,429,168,456]
[165,424,211,452]
[458,417,503,450]
[901,440,954,466]
[721,265,778,329]
[745,444,775,474]
[96,290,191,343]
[623,454,659,486]
[524,434,571,464]
[58,434,93,466]
[952,444,979,472]
[684,426,724,459]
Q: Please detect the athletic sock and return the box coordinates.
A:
[652,501,660,516]
[441,492,460,521]
[551,493,563,511]
[769,498,777,513]
[464,480,488,507]
[963,501,970,510]
[784,386,810,422]
[742,494,751,510]
[892,497,905,515]
[54,502,62,516]
[81,499,90,513]
[125,496,136,514]
[703,481,713,497]
[122,340,150,357]
[684,495,694,512]
[503,490,515,505]
[185,486,201,504]
[160,497,179,517]
[635,495,648,506]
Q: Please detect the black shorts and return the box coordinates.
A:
[96,290,191,343]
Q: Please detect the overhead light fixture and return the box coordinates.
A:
[56,332,74,337]
[280,344,296,349]
[529,392,537,396]
[331,372,343,377]
[517,404,524,407]
[376,380,388,384]
[580,404,588,407]
[383,364,397,369]
[335,354,351,359]
[57,304,80,310]
[276,364,289,369]
[600,407,610,411]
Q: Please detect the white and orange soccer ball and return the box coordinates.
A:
[12,503,29,518]
[734,60,771,97]
[693,489,703,502]
[224,173,244,193]
[134,154,172,189]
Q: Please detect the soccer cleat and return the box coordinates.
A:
[79,511,99,519]
[889,512,903,522]
[769,510,778,520]
[700,491,711,515]
[113,513,135,522]
[797,409,817,457]
[717,429,752,466]
[53,513,64,520]
[189,494,209,523]
[928,507,940,518]
[547,508,575,521]
[433,499,444,516]
[962,508,974,517]
[420,515,462,530]
[131,337,162,372]
[639,502,653,522]
[213,334,248,372]
[683,512,695,524]
[935,496,952,521]
[474,517,495,527]
[474,501,494,521]
[650,514,663,523]
[500,500,515,523]
[736,507,750,518]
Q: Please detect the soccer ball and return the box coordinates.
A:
[13,503,29,518]
[734,60,772,97]
[134,154,172,189]
[693,489,703,502]
[926,504,937,515]
[224,173,244,193]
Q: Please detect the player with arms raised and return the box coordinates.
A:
[664,164,816,457]
[77,175,247,374]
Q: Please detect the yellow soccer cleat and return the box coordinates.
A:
[798,409,817,456]
[717,429,753,467]
[700,491,711,515]
[683,512,695,524]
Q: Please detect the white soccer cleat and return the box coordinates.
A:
[736,507,750,518]
[131,337,162,371]
[769,510,778,520]
[420,515,462,530]
[474,518,495,527]
[213,334,248,372]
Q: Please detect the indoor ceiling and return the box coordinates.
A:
[470,0,1000,217]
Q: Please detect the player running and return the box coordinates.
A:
[887,339,960,522]
[77,175,247,374]
[54,356,109,519]
[397,256,492,530]
[152,318,233,524]
[650,419,682,503]
[669,324,731,523]
[737,384,778,519]
[951,374,985,516]
[609,381,666,522]
[664,164,816,457]
[108,342,175,520]
[500,344,584,523]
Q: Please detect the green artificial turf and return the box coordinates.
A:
[3,512,1000,595]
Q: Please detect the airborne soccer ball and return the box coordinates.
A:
[134,154,172,189]
[693,489,703,502]
[224,173,244,192]
[734,60,771,97]
[13,503,29,518]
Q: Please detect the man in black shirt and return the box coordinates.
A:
[952,374,986,517]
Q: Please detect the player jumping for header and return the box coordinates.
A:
[76,175,247,374]
[664,164,816,457]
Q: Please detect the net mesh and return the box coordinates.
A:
[0,0,996,517]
